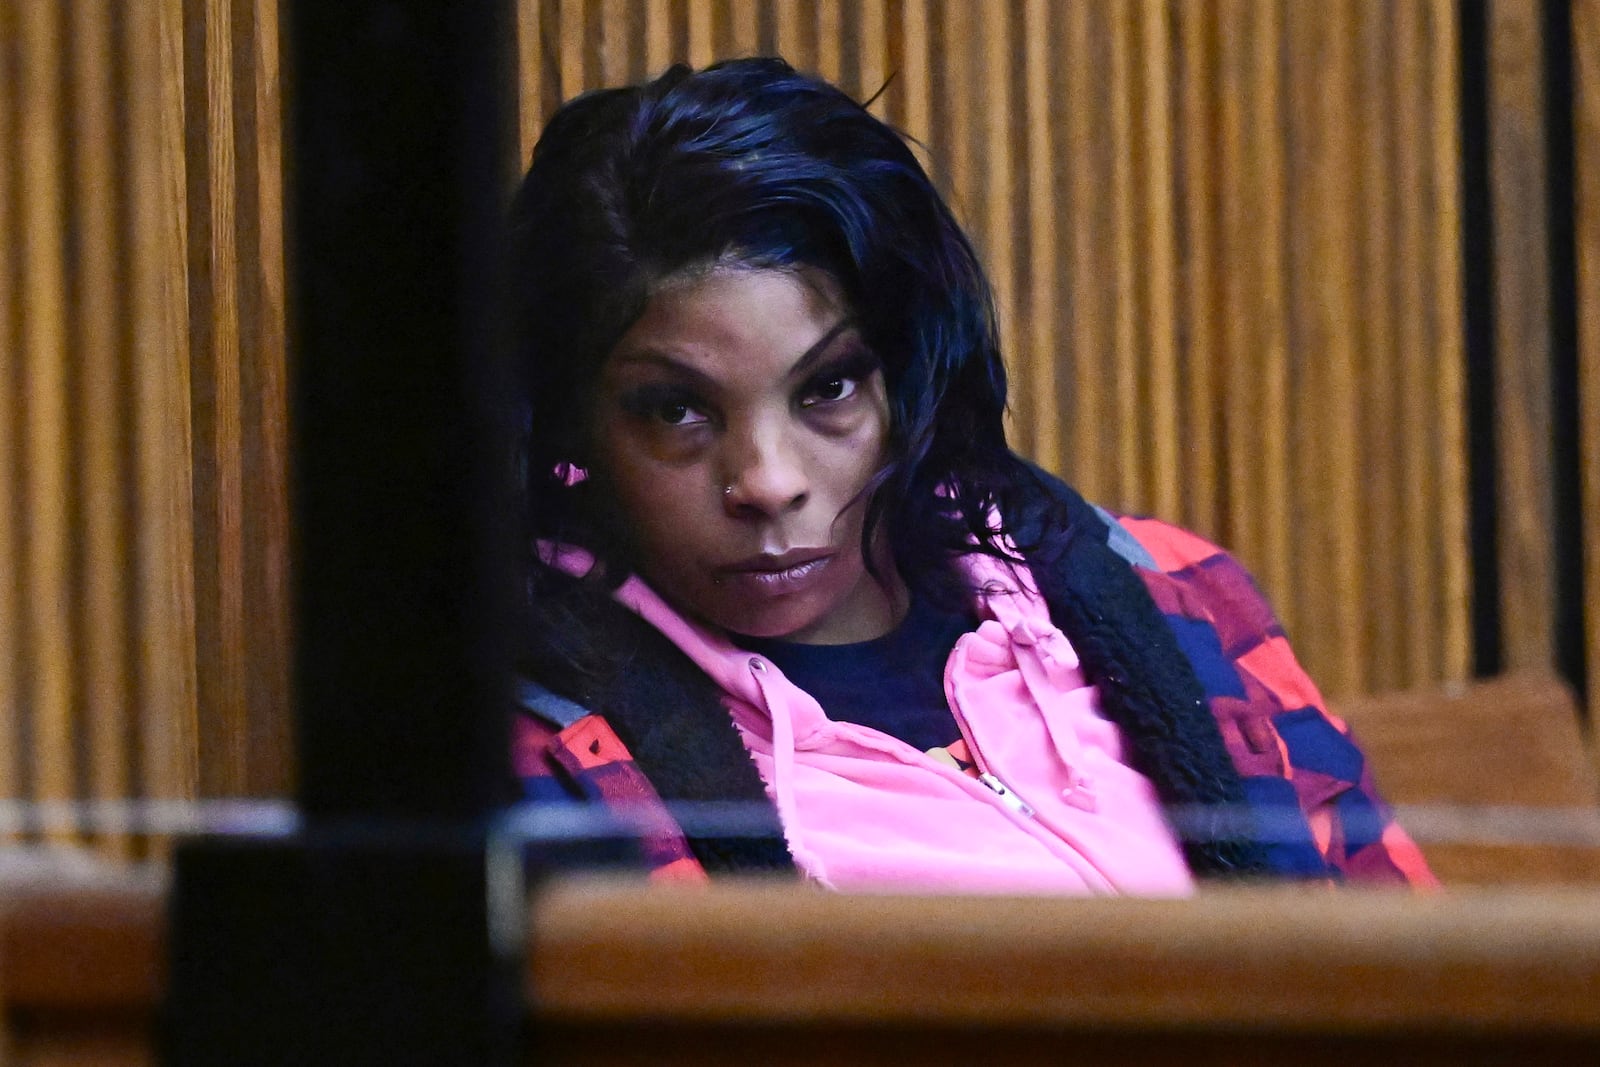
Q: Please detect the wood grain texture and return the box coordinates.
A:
[1578,0,1600,722]
[1023,0,1058,467]
[0,2,22,810]
[243,0,291,797]
[19,0,79,842]
[980,0,1019,452]
[1488,0,1556,674]
[1429,0,1471,684]
[1335,671,1600,884]
[0,0,290,827]
[1109,0,1140,505]
[1395,0,1441,685]
[70,0,134,855]
[1355,0,1402,688]
[9,868,1600,1063]
[184,0,248,798]
[129,0,200,808]
[1140,0,1181,521]
[533,880,1600,1032]
[1063,0,1112,507]
[0,0,1521,830]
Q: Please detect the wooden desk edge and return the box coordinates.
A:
[530,877,1600,1033]
[5,868,1600,1037]
[0,866,168,1010]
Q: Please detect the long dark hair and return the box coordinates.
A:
[509,57,1065,615]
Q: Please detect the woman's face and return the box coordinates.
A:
[590,265,904,644]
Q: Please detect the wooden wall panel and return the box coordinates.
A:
[0,0,288,849]
[5,0,1578,837]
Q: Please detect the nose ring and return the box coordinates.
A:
[723,484,734,497]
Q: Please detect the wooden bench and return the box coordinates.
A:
[1334,670,1600,885]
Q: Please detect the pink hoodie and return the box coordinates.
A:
[543,541,1195,897]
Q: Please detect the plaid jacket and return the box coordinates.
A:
[514,483,1436,888]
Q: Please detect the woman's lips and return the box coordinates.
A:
[716,553,832,596]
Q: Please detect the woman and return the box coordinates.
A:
[508,58,1434,891]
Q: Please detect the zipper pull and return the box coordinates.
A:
[978,772,1035,818]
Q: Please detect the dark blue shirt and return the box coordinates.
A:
[736,597,974,752]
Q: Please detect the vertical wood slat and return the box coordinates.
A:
[1294,0,1364,692]
[1215,0,1260,572]
[559,0,586,98]
[185,0,250,797]
[980,2,1018,453]
[516,0,545,163]
[19,1,79,840]
[1064,0,1110,507]
[1430,0,1471,683]
[728,0,758,57]
[1249,0,1294,653]
[1174,2,1219,538]
[1354,0,1401,688]
[1140,0,1180,521]
[856,0,886,115]
[937,0,972,207]
[773,0,809,73]
[1393,0,1440,684]
[686,0,714,69]
[899,1,932,174]
[600,0,633,85]
[1488,0,1556,675]
[248,0,292,795]
[815,0,842,85]
[1108,0,1140,506]
[644,0,671,78]
[1576,0,1600,717]
[124,0,200,810]
[70,0,133,851]
[0,2,23,809]
[1023,0,1058,468]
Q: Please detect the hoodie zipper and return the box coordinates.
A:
[945,632,1036,820]
[977,772,1035,817]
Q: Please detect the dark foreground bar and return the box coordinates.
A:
[165,2,523,1063]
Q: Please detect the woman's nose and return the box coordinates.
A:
[721,425,809,518]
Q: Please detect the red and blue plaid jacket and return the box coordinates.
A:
[514,504,1437,888]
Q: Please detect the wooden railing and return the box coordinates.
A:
[5,864,1600,1065]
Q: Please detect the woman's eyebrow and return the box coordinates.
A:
[787,318,860,379]
[607,350,715,389]
[609,317,860,386]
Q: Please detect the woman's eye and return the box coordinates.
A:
[621,389,709,427]
[655,401,707,426]
[801,376,858,406]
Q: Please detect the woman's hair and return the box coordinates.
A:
[509,56,1061,609]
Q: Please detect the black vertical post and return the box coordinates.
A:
[165,3,523,1063]
[290,2,518,820]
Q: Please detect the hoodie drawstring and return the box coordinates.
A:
[980,591,1099,813]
